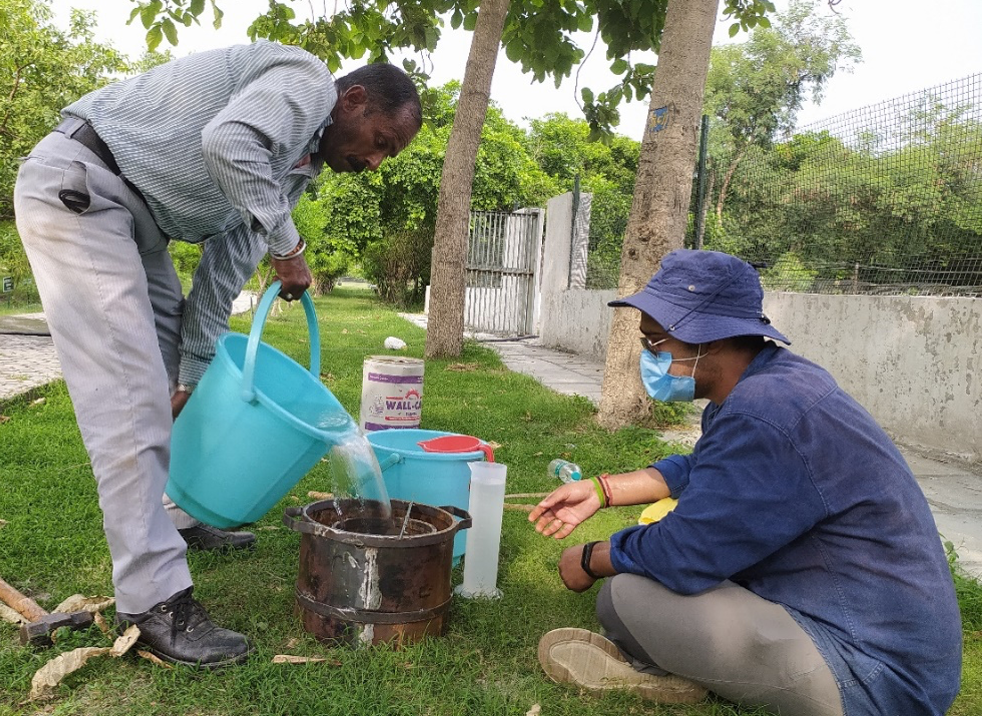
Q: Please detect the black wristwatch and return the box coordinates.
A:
[580,541,603,580]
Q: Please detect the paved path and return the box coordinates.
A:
[0,313,59,402]
[0,292,256,403]
[2,304,979,577]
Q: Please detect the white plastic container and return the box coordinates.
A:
[455,461,507,599]
[359,356,424,432]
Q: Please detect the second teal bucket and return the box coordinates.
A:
[368,429,490,564]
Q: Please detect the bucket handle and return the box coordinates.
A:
[241,281,320,403]
[377,453,403,472]
[440,504,473,532]
[283,505,326,537]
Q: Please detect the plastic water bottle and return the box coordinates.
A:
[548,459,582,483]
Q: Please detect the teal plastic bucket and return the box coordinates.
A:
[167,283,356,529]
[367,428,490,564]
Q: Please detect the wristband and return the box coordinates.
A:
[588,476,607,508]
[270,238,306,261]
[598,473,613,507]
[580,541,603,580]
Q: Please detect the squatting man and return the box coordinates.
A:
[530,249,961,716]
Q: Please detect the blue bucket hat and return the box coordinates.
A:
[608,249,790,344]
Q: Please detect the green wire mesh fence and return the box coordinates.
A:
[587,73,982,296]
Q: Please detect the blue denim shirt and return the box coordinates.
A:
[609,345,962,716]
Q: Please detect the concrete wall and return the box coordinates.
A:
[540,287,617,359]
[763,293,981,464]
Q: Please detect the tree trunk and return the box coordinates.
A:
[424,0,510,359]
[597,0,720,430]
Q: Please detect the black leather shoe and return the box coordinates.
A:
[178,524,256,551]
[116,587,253,668]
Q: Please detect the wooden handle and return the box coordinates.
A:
[0,577,47,621]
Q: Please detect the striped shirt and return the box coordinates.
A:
[63,40,337,385]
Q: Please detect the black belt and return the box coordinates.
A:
[54,118,148,207]
[54,118,123,175]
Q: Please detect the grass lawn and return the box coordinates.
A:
[1,288,980,715]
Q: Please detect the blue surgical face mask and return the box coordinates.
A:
[639,338,702,402]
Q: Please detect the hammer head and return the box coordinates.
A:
[19,611,95,647]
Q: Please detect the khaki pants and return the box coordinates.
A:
[597,574,844,716]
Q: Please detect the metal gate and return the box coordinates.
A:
[464,208,544,336]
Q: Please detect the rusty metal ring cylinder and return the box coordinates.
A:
[283,498,471,647]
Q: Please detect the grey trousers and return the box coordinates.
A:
[597,574,844,716]
[14,127,200,613]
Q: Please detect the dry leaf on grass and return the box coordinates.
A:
[0,415,11,424]
[272,654,340,665]
[110,625,140,657]
[307,491,333,500]
[53,594,115,615]
[486,441,503,450]
[526,705,541,716]
[0,602,27,625]
[29,398,46,407]
[29,647,111,701]
[446,363,478,372]
[137,650,172,669]
[0,518,8,528]
[93,612,110,635]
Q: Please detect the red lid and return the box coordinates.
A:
[417,434,494,462]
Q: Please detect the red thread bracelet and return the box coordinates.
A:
[598,473,613,507]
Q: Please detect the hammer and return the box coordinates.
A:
[0,577,94,647]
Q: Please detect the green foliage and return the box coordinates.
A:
[584,176,632,289]
[293,193,355,294]
[127,0,780,139]
[166,240,202,283]
[361,226,433,308]
[760,252,816,292]
[711,89,982,293]
[0,0,130,217]
[0,219,39,309]
[947,540,982,632]
[128,0,225,53]
[701,0,862,231]
[320,84,559,305]
[525,113,640,289]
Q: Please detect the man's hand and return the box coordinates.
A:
[558,541,613,592]
[171,388,192,420]
[270,253,312,302]
[529,480,602,539]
